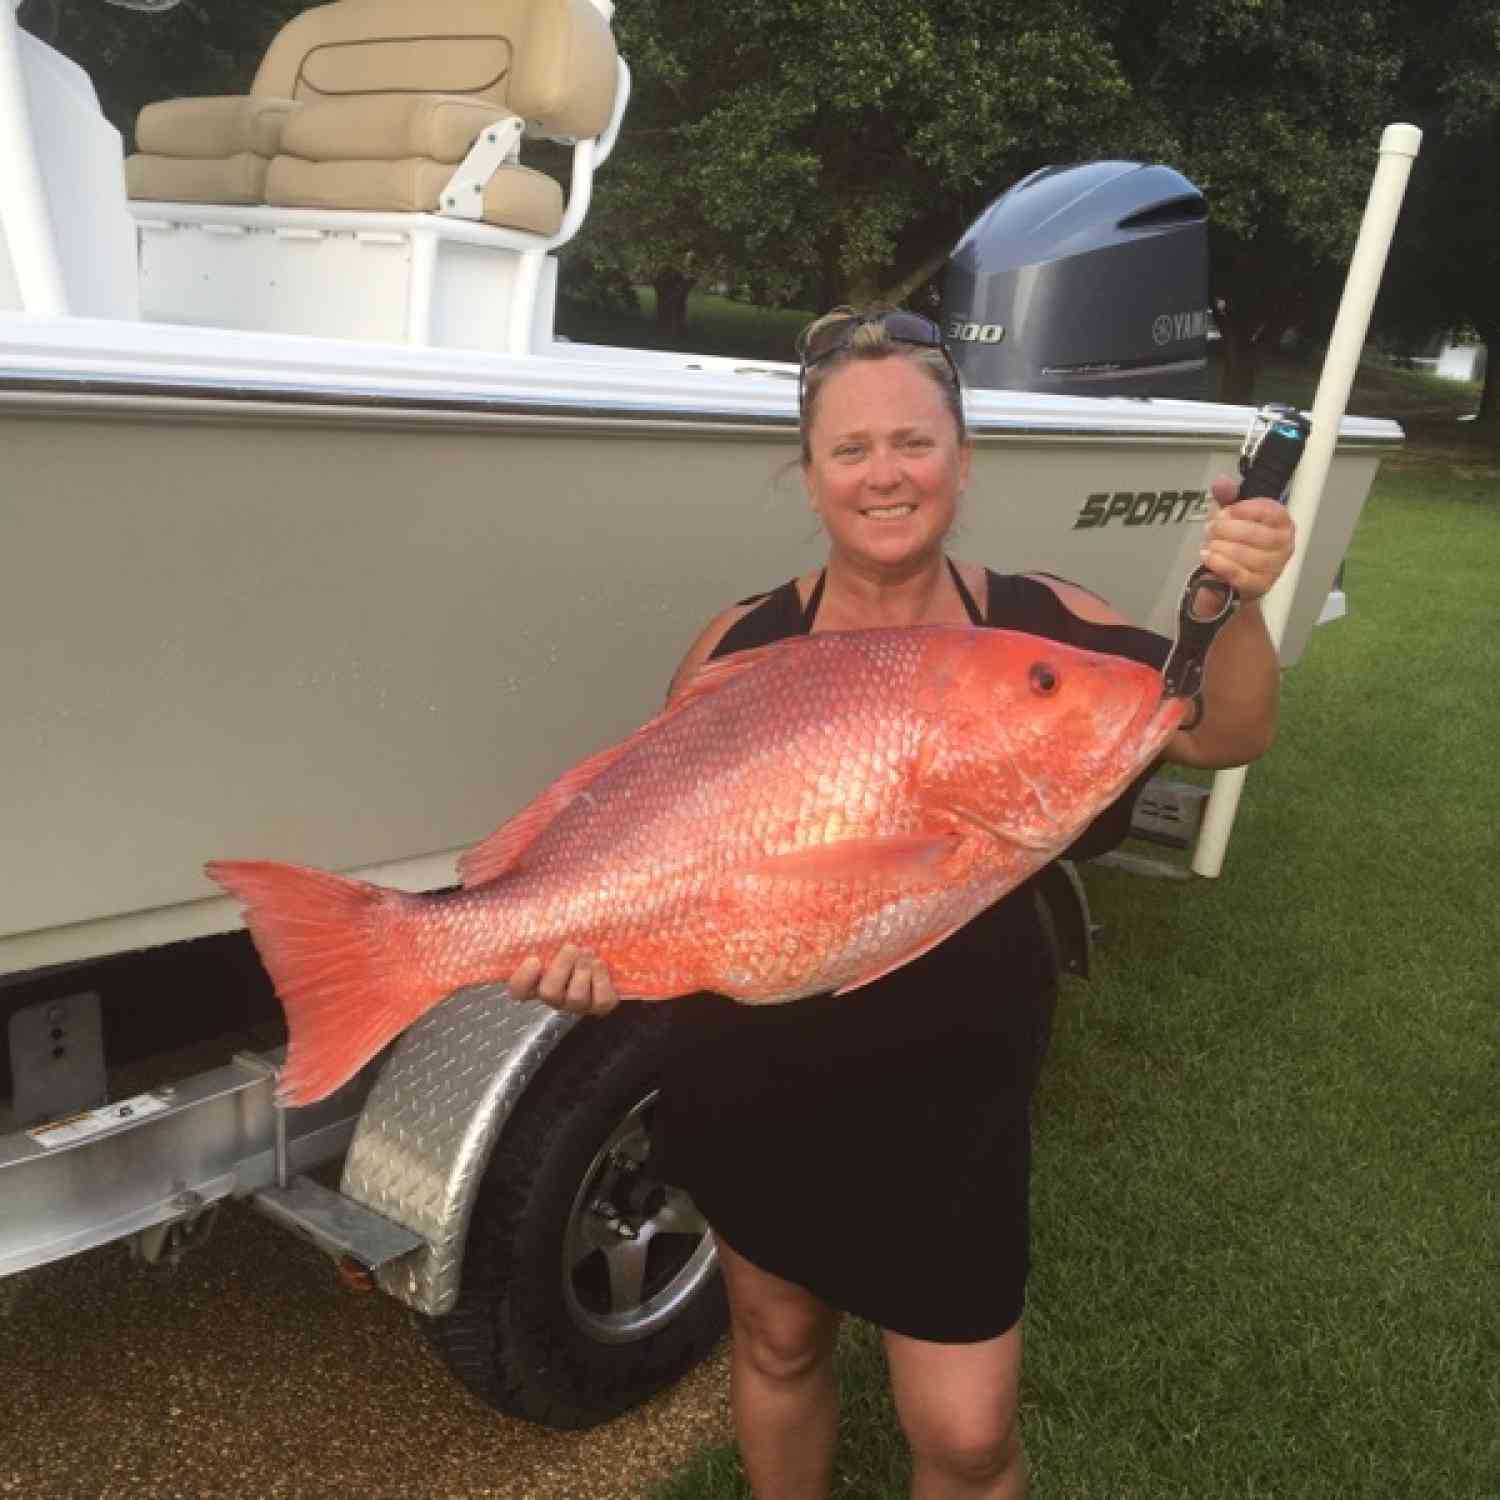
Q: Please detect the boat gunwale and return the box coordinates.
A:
[0,371,1406,448]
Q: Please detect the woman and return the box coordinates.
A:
[509,308,1295,1499]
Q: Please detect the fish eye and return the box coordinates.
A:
[1028,662,1059,696]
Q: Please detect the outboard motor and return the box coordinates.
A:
[943,161,1209,399]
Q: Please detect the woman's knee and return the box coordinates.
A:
[905,1408,1024,1483]
[718,1245,839,1384]
[729,1297,838,1383]
[885,1322,1026,1482]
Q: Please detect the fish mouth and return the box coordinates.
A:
[1140,689,1191,747]
[1089,687,1189,801]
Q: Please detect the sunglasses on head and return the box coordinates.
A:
[796,309,961,407]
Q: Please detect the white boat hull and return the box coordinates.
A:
[0,319,1397,974]
[0,2,1400,972]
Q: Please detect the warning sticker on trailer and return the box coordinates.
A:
[27,1093,171,1150]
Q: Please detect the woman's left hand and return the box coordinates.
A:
[1200,475,1297,604]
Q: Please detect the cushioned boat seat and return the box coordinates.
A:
[126,150,273,208]
[135,94,298,158]
[126,95,298,206]
[125,0,618,228]
[266,155,563,232]
[278,94,509,163]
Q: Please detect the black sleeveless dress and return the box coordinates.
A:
[651,567,1170,1342]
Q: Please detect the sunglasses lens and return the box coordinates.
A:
[880,312,943,348]
[798,315,859,364]
[798,310,946,370]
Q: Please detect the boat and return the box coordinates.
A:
[0,0,1403,981]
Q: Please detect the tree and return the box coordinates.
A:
[35,0,1476,415]
[1101,0,1414,402]
[1377,1,1500,434]
[586,0,1435,399]
[576,0,1143,322]
[1425,142,1500,434]
[23,0,303,144]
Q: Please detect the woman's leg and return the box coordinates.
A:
[882,1322,1027,1500]
[717,1236,844,1500]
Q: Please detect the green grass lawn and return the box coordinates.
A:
[557,288,812,363]
[648,445,1500,1497]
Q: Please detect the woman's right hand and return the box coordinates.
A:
[508,945,620,1016]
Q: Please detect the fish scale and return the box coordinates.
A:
[495,636,923,982]
[209,625,1184,1104]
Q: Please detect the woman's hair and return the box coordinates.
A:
[797,307,967,464]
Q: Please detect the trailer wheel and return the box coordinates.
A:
[425,1007,726,1428]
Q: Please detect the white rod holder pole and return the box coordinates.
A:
[1192,122,1423,879]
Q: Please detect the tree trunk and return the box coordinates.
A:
[878,249,949,311]
[652,270,693,341]
[817,239,841,315]
[1215,313,1296,406]
[1216,321,1261,405]
[841,267,884,309]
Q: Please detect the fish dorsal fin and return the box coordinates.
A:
[667,638,797,715]
[459,639,800,888]
[458,737,640,886]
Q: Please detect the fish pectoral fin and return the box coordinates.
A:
[933,799,1056,854]
[745,832,961,888]
[831,919,973,997]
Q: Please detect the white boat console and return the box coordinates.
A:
[4,0,629,352]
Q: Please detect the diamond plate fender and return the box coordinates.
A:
[338,984,578,1316]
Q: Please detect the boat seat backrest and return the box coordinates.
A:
[126,0,618,229]
[251,0,617,143]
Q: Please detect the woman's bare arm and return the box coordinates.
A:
[1027,475,1295,771]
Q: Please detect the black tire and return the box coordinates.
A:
[425,1005,727,1428]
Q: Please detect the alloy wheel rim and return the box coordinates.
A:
[562,1089,718,1345]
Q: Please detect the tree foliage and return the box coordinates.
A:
[22,0,303,147]
[1377,1,1500,429]
[581,0,1441,399]
[575,0,1141,320]
[1102,0,1410,400]
[25,0,1500,420]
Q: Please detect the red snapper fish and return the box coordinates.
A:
[209,626,1186,1105]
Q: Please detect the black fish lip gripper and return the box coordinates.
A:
[1160,404,1312,729]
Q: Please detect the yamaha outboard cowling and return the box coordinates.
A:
[943,161,1209,399]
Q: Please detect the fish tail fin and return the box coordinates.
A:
[206,859,437,1108]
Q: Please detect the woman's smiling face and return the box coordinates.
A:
[803,355,971,574]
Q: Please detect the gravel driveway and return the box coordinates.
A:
[0,1202,732,1499]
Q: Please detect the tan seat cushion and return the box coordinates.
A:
[135,96,299,159]
[126,2,617,218]
[251,0,617,141]
[265,155,564,235]
[280,95,514,165]
[125,151,270,206]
